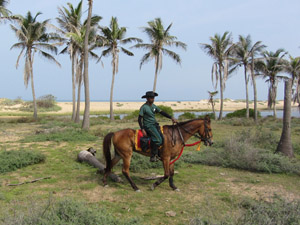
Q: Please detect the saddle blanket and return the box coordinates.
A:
[134,127,164,152]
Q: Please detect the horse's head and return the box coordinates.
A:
[198,116,213,146]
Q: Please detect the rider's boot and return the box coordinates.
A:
[150,144,159,162]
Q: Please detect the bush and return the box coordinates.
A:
[21,128,98,143]
[190,197,300,225]
[157,105,174,118]
[0,150,45,173]
[182,131,300,175]
[238,197,300,225]
[2,198,140,225]
[226,108,261,119]
[178,112,196,120]
[198,113,215,120]
[123,110,139,120]
[127,153,163,172]
[36,95,56,108]
[20,95,61,112]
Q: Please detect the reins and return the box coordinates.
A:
[169,120,210,165]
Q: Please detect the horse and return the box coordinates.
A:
[102,116,213,192]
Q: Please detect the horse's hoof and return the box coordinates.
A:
[135,189,141,193]
[174,188,180,192]
[151,184,155,191]
[104,184,109,188]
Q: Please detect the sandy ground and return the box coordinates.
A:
[0,99,285,114]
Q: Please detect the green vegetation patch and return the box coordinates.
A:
[226,108,261,119]
[0,150,45,173]
[182,127,300,175]
[21,128,98,143]
[2,198,140,225]
[190,197,300,225]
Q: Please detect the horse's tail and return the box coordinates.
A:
[103,132,114,173]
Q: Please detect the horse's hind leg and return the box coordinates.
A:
[103,154,121,186]
[168,163,179,191]
[122,156,140,192]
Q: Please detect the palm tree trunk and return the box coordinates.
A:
[244,65,249,119]
[28,50,37,120]
[110,69,115,121]
[218,65,224,120]
[276,79,294,157]
[75,71,82,123]
[82,0,93,130]
[153,55,159,92]
[251,54,258,122]
[71,53,77,121]
[273,83,277,118]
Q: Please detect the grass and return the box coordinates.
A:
[0,116,299,224]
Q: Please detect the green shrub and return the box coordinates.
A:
[3,198,140,225]
[0,98,23,106]
[157,105,174,118]
[190,197,300,225]
[198,113,215,120]
[21,128,98,143]
[19,95,61,112]
[178,112,196,120]
[0,150,45,173]
[238,197,300,225]
[123,110,139,120]
[182,133,300,175]
[226,108,261,119]
[126,153,163,172]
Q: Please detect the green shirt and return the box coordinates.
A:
[139,103,161,128]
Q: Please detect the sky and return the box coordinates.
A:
[1,0,300,101]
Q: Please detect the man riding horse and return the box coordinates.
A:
[138,91,177,162]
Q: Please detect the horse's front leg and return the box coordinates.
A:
[168,163,179,191]
[151,159,170,190]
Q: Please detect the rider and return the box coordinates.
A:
[138,91,177,162]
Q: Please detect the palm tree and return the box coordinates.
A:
[10,11,61,120]
[200,31,235,120]
[56,1,83,121]
[280,56,300,107]
[256,49,286,118]
[230,35,265,119]
[0,0,11,20]
[82,0,93,130]
[67,16,101,123]
[100,17,142,121]
[133,18,187,92]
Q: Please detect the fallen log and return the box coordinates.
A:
[78,148,122,183]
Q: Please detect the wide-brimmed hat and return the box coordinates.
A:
[141,91,158,99]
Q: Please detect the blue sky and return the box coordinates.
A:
[1,0,299,101]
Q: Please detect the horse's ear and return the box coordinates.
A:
[204,115,211,123]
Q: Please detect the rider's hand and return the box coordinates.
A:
[142,129,147,137]
[172,117,178,124]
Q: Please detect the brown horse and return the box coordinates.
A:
[102,116,213,192]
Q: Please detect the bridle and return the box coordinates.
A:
[172,120,213,146]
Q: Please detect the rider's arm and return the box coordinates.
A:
[138,115,144,129]
[160,111,178,123]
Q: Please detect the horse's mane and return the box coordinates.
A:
[165,118,205,128]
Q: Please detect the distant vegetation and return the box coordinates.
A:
[226,108,261,119]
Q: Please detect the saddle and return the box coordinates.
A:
[134,127,164,152]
